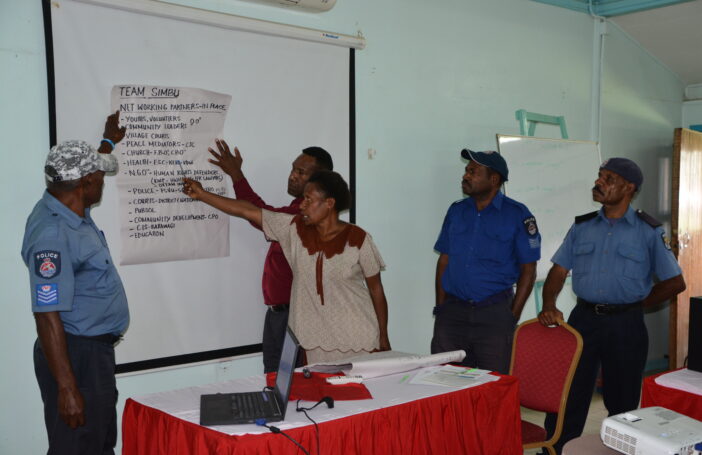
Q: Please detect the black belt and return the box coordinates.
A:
[67,332,121,345]
[450,288,514,308]
[268,304,289,313]
[577,297,642,315]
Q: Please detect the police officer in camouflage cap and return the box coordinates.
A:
[21,111,129,454]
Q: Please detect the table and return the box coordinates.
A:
[641,369,702,421]
[122,371,522,454]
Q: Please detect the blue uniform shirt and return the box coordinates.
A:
[21,191,129,336]
[552,206,682,304]
[435,192,541,301]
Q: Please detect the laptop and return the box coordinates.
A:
[199,326,300,425]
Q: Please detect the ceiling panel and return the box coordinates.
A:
[531,0,695,16]
[532,0,702,86]
[612,0,702,85]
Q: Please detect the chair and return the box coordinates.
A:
[509,318,583,455]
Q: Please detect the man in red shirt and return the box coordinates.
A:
[207,138,333,372]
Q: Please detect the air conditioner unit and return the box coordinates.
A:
[241,0,336,12]
[601,407,702,455]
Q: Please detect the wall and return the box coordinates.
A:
[0,0,683,453]
[1,1,55,450]
[600,21,685,366]
[683,99,702,129]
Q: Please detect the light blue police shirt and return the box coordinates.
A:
[552,206,682,304]
[435,191,541,301]
[21,191,129,336]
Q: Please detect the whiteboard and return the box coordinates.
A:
[49,0,351,370]
[497,135,601,280]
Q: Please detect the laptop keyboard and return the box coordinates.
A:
[232,391,273,419]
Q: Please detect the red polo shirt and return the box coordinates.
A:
[233,178,300,306]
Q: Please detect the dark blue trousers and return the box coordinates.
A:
[544,302,648,454]
[430,293,517,374]
[34,334,117,455]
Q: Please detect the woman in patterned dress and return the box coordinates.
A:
[183,170,390,364]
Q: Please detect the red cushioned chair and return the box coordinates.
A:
[509,318,583,455]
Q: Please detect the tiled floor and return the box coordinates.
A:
[522,392,608,454]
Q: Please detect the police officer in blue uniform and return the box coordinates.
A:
[431,149,541,374]
[538,157,686,454]
[21,112,128,454]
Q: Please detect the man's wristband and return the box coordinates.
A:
[101,138,115,150]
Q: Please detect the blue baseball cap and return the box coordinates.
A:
[600,157,643,190]
[461,149,509,181]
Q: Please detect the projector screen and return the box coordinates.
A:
[45,0,356,372]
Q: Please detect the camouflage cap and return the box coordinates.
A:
[45,140,118,183]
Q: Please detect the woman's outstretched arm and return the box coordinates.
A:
[183,178,262,226]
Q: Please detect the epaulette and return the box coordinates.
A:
[636,209,662,228]
[574,211,598,224]
[37,219,60,239]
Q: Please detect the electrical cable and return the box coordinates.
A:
[295,397,334,455]
[297,406,321,455]
[255,418,311,455]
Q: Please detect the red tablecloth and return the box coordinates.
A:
[641,370,702,420]
[266,371,373,401]
[122,375,522,455]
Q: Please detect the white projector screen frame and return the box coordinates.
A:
[44,0,356,372]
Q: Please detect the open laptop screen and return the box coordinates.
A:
[274,326,300,416]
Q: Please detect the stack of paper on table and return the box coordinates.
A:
[655,368,702,395]
[409,365,499,388]
[307,350,466,379]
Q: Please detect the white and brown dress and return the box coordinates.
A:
[262,210,386,364]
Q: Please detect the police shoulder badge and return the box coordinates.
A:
[661,232,672,251]
[523,216,538,236]
[34,250,61,279]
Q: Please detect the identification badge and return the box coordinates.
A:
[36,283,59,306]
[523,216,539,236]
[34,250,61,278]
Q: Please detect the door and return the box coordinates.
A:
[670,128,702,368]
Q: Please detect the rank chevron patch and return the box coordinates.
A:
[36,284,58,306]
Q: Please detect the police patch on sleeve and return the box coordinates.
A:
[523,216,539,236]
[661,232,672,250]
[34,250,61,279]
[36,283,59,306]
